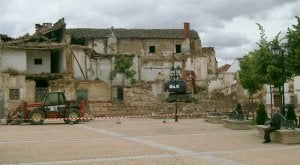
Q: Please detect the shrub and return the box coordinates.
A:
[235,103,244,119]
[286,104,297,125]
[256,103,267,125]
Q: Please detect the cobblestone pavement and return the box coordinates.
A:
[0,118,300,165]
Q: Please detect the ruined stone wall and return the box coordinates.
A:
[75,80,112,116]
[88,86,161,117]
[202,47,217,76]
[49,74,76,100]
[1,74,26,116]
[75,80,111,102]
[191,38,202,55]
[69,35,216,112]
[117,38,191,55]
[193,56,208,89]
[25,80,36,103]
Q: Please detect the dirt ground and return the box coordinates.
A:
[0,118,300,165]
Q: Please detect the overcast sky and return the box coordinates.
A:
[1,0,300,66]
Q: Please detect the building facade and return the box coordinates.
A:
[0,19,217,118]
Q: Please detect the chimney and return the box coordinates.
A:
[183,22,190,38]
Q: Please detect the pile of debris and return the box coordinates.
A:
[124,87,161,107]
[120,87,235,118]
[181,103,209,117]
[158,102,208,118]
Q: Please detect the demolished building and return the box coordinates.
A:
[0,18,218,118]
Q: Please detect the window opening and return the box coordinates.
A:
[176,44,181,53]
[149,46,155,53]
[9,89,20,100]
[34,58,43,65]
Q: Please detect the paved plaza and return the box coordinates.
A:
[0,118,300,165]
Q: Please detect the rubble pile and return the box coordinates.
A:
[124,87,161,107]
[181,103,208,117]
[158,102,208,118]
[120,87,236,118]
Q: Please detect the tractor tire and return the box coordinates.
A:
[6,115,12,125]
[29,109,45,125]
[65,110,80,124]
[15,116,21,125]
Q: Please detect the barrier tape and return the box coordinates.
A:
[45,113,205,120]
[6,113,208,123]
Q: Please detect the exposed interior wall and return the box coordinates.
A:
[140,62,173,82]
[224,72,235,88]
[152,72,167,100]
[99,58,112,83]
[208,79,224,93]
[26,50,51,74]
[88,39,105,54]
[194,56,208,89]
[72,49,89,80]
[51,49,65,73]
[1,49,26,73]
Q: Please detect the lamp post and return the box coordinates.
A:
[272,43,288,115]
[169,65,181,122]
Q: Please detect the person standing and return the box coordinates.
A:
[263,107,286,143]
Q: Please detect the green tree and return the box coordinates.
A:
[254,23,284,87]
[243,24,289,116]
[108,56,136,85]
[239,54,263,119]
[240,24,284,91]
[256,103,268,125]
[239,54,263,96]
[286,16,300,76]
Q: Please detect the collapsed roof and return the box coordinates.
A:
[1,18,66,49]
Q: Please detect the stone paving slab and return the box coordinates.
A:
[0,118,300,165]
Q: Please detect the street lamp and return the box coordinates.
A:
[170,65,180,81]
[272,43,288,115]
[169,65,181,122]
